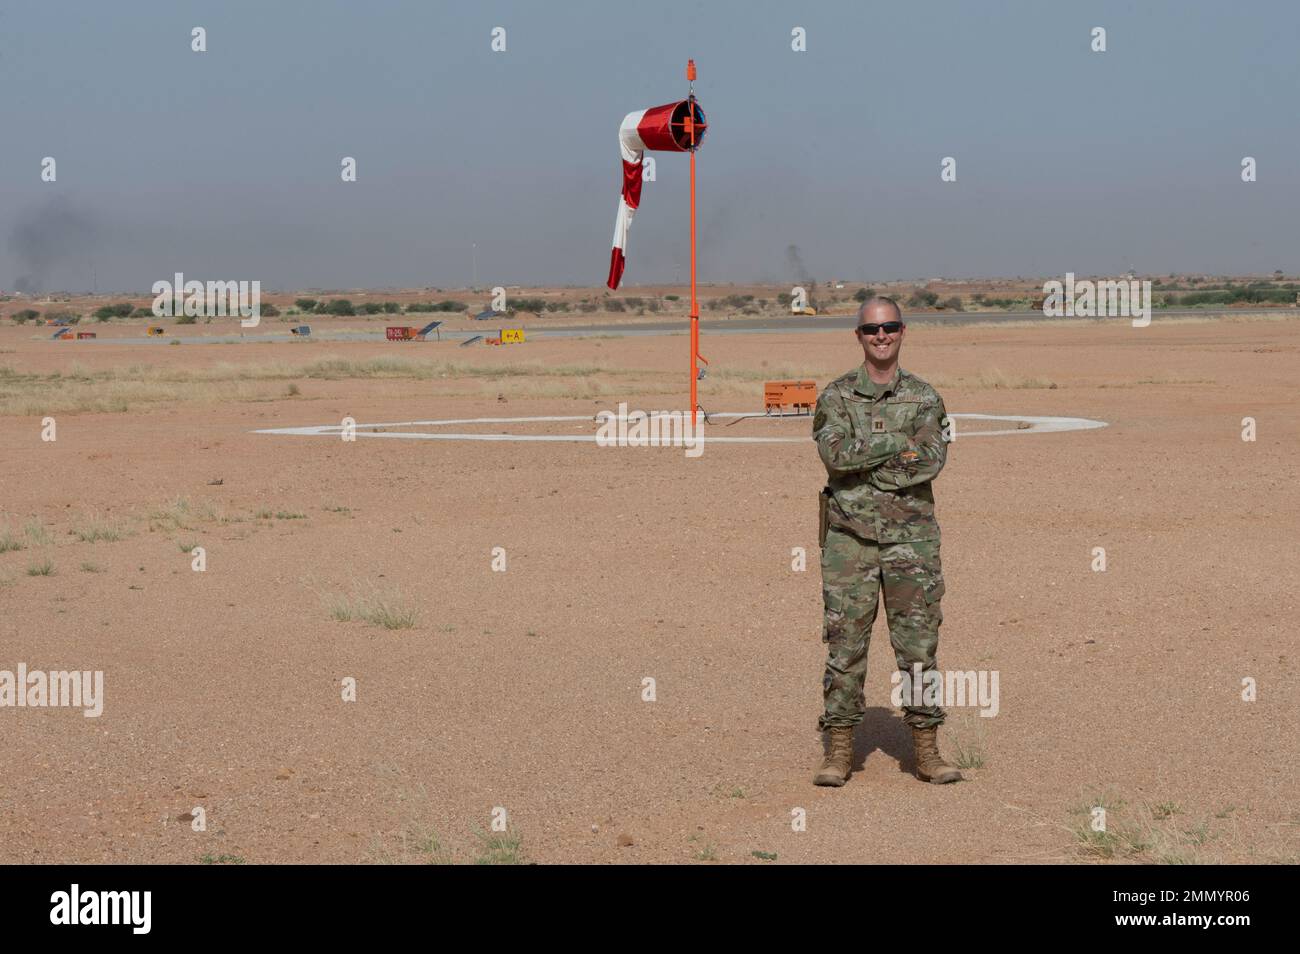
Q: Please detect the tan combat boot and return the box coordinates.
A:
[814,726,854,786]
[911,726,962,784]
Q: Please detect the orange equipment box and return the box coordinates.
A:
[764,379,817,415]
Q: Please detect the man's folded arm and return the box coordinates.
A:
[868,399,949,490]
[814,392,908,477]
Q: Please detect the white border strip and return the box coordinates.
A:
[253,412,1107,443]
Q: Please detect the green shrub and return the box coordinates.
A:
[1178,291,1232,306]
[407,300,466,313]
[12,309,39,323]
[1235,287,1292,304]
[295,298,318,313]
[605,299,626,312]
[323,299,355,316]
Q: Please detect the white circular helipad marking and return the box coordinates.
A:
[253,412,1107,442]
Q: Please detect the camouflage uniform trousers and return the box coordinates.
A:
[819,525,946,731]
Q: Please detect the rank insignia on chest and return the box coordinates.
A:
[871,418,886,433]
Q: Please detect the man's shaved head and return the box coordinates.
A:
[856,296,903,324]
[854,295,906,372]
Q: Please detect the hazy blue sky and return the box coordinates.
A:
[2,0,1297,293]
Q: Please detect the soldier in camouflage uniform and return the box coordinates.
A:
[813,297,961,786]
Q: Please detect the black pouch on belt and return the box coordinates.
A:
[818,487,831,549]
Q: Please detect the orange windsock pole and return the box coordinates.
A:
[608,63,706,421]
[686,59,707,426]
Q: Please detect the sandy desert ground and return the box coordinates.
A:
[1,312,1297,864]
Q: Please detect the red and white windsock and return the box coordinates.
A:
[607,98,706,289]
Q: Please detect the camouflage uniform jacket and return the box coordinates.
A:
[813,365,948,543]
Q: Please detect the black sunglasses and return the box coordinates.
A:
[857,321,903,336]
